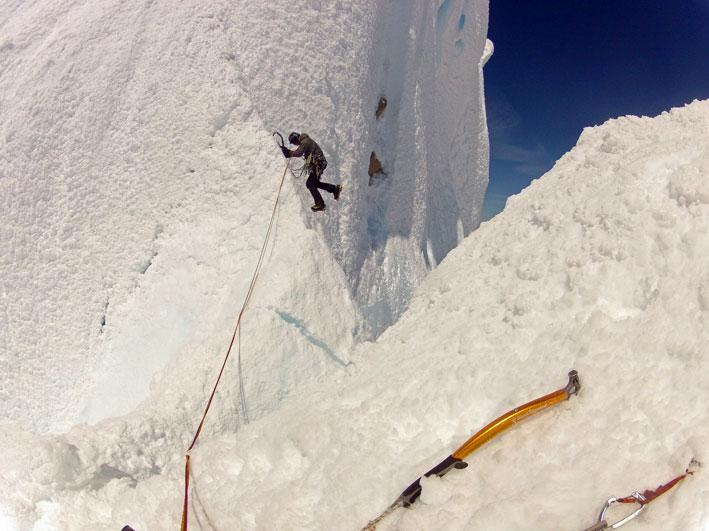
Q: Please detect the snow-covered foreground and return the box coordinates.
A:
[3,95,709,529]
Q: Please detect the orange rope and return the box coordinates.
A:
[180,455,191,531]
[180,161,289,530]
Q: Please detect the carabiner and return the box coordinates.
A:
[598,492,647,529]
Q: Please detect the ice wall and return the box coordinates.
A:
[355,1,489,332]
[223,0,490,334]
[0,0,368,434]
[1,0,490,435]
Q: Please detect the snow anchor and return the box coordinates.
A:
[363,370,581,530]
[583,459,699,531]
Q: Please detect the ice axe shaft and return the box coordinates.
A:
[397,370,581,507]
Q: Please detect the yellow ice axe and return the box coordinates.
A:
[363,370,581,530]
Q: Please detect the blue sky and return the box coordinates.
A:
[482,1,709,220]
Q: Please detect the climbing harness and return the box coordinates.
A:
[363,370,581,530]
[582,459,699,531]
[179,142,291,531]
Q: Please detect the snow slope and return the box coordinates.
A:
[0,0,489,434]
[171,100,709,531]
[152,100,708,531]
[2,96,708,529]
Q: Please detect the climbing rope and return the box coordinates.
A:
[190,462,218,531]
[582,459,699,531]
[237,322,249,424]
[179,154,290,531]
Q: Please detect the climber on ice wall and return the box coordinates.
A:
[280,132,341,212]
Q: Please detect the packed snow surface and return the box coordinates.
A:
[2,0,708,530]
[3,93,709,529]
[158,101,708,530]
[168,100,707,531]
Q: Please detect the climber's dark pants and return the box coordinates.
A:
[306,160,336,207]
